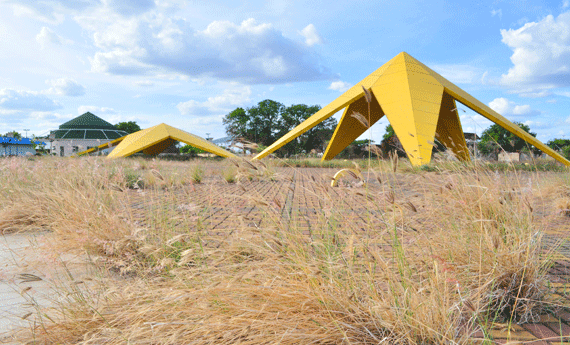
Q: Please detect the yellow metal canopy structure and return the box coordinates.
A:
[106,123,236,159]
[253,52,570,166]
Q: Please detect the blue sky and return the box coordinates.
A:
[1,0,570,144]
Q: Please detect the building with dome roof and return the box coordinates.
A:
[49,112,128,156]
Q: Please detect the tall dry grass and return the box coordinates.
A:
[1,156,567,344]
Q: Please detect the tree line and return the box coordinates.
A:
[223,99,570,159]
[223,99,337,156]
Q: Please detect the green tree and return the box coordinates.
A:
[380,124,406,157]
[278,104,336,155]
[382,124,396,142]
[337,139,373,158]
[546,138,570,151]
[4,131,22,140]
[115,121,141,134]
[223,100,283,147]
[223,100,337,156]
[562,146,570,160]
[478,122,537,154]
[180,144,205,156]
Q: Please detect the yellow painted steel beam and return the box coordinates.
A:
[435,93,470,161]
[404,53,569,166]
[252,54,402,161]
[107,123,236,159]
[254,51,570,167]
[75,135,127,157]
[323,94,385,160]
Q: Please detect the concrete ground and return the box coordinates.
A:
[1,166,569,343]
[0,232,92,344]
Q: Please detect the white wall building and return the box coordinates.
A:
[49,112,128,157]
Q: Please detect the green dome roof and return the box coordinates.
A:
[51,112,128,140]
[59,112,116,130]
[52,129,128,140]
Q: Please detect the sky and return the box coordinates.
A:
[1,0,570,145]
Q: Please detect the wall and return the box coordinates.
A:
[0,145,36,156]
[51,139,118,156]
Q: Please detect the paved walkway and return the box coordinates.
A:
[0,232,91,343]
[125,167,570,343]
[2,167,569,343]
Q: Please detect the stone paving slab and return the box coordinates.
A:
[122,167,570,343]
[2,166,569,343]
[0,233,92,343]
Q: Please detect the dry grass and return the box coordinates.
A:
[1,156,568,344]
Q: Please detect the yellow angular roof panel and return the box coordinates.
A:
[107,123,236,159]
[253,52,570,167]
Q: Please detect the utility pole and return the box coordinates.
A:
[24,129,29,138]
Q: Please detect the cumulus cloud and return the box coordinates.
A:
[80,14,331,84]
[0,89,62,111]
[177,85,251,116]
[500,12,570,93]
[77,105,116,114]
[36,27,63,48]
[45,78,85,96]
[328,81,351,92]
[460,113,494,135]
[491,9,502,19]
[432,64,482,84]
[488,97,540,116]
[299,24,323,47]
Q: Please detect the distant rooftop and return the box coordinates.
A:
[59,112,116,130]
[51,112,128,140]
[0,137,45,145]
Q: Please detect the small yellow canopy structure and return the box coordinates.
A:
[253,52,570,166]
[106,123,236,159]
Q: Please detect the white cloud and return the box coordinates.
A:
[564,0,569,9]
[77,106,116,115]
[519,90,552,98]
[481,71,488,85]
[45,78,85,96]
[459,114,494,136]
[566,116,570,123]
[36,27,64,48]
[522,120,549,129]
[431,64,481,84]
[11,3,65,25]
[177,85,251,116]
[488,97,540,116]
[328,81,351,92]
[491,9,502,19]
[299,24,323,47]
[135,80,154,87]
[29,111,73,123]
[0,89,62,111]
[556,91,570,97]
[500,12,570,92]
[78,14,331,84]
